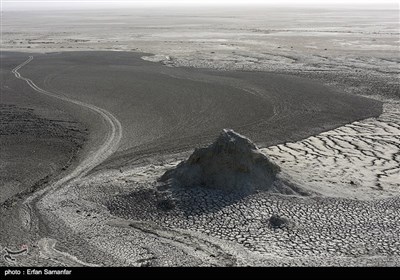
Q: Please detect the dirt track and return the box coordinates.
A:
[9,56,122,264]
[12,56,122,187]
[0,51,389,266]
[13,51,382,170]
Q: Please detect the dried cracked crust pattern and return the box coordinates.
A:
[36,127,400,266]
[1,7,399,267]
[1,52,399,266]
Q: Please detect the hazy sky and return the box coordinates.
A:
[2,0,398,11]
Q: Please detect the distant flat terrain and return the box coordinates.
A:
[0,5,398,266]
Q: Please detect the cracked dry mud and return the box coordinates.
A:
[2,57,398,267]
[36,111,400,266]
[264,102,400,199]
[1,6,399,267]
[41,154,398,266]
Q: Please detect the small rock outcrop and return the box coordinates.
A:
[160,129,281,192]
[268,214,292,229]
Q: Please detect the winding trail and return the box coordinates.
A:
[38,238,101,267]
[12,56,123,266]
[12,56,123,185]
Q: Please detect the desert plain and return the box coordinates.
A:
[0,5,399,266]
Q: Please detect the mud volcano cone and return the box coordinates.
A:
[160,129,281,192]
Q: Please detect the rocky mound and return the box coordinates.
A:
[268,214,294,229]
[160,129,282,192]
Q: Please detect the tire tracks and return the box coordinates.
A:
[12,56,123,266]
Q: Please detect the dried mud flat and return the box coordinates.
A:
[38,164,399,266]
[0,102,87,204]
[265,102,400,199]
[1,6,399,267]
[31,105,400,266]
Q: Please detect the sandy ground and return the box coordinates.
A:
[12,51,381,154]
[0,5,399,266]
[0,54,88,205]
[264,102,400,199]
[32,157,398,266]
